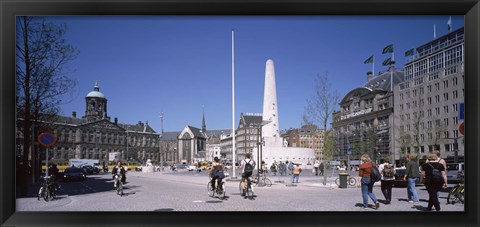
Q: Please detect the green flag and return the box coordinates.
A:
[382,57,392,66]
[382,44,394,54]
[405,48,414,57]
[364,55,374,64]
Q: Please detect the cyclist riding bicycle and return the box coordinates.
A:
[240,153,256,196]
[209,157,225,190]
[112,161,126,188]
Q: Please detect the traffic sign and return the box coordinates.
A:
[459,103,464,120]
[38,132,57,147]
[459,121,465,136]
[346,145,352,155]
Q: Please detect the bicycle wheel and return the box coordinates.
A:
[207,182,215,197]
[252,175,260,186]
[38,187,44,201]
[43,187,50,201]
[120,183,124,196]
[334,178,340,186]
[458,185,465,204]
[447,187,459,204]
[348,177,357,186]
[264,178,272,187]
[218,182,226,200]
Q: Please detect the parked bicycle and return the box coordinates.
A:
[447,172,464,205]
[334,175,357,186]
[207,178,226,200]
[238,177,254,200]
[253,173,272,187]
[37,175,59,201]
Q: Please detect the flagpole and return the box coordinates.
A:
[373,56,375,75]
[231,29,236,179]
[434,24,436,39]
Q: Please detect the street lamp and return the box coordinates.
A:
[255,120,271,187]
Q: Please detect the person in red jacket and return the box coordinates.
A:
[357,154,380,210]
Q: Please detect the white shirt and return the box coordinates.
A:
[241,159,256,173]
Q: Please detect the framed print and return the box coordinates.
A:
[1,0,479,226]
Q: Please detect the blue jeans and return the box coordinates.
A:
[292,174,299,183]
[361,177,377,207]
[407,177,419,202]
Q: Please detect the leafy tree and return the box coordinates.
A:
[16,16,78,195]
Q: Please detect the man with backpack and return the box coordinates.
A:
[240,153,256,197]
[379,158,395,204]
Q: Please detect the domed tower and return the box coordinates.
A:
[83,82,109,122]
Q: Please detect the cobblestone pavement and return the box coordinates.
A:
[16,170,465,212]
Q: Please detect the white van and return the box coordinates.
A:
[446,163,464,183]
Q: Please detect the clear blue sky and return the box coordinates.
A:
[50,16,464,132]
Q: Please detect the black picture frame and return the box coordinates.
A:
[1,0,479,226]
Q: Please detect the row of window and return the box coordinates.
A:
[404,44,463,81]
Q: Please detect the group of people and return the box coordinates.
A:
[358,150,448,211]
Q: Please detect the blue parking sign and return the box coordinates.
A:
[459,103,464,120]
[346,145,352,155]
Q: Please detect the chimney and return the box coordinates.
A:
[114,117,118,125]
[367,71,373,81]
[138,121,143,126]
[72,111,77,118]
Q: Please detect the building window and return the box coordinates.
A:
[435,95,440,103]
[444,93,449,101]
[444,106,449,114]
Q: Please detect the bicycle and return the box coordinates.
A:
[253,172,272,187]
[334,175,357,186]
[238,176,254,200]
[447,173,464,205]
[37,175,59,201]
[207,178,226,200]
[114,174,124,196]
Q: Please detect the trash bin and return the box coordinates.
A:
[338,173,349,188]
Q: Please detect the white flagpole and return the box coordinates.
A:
[231,29,236,179]
[434,24,437,39]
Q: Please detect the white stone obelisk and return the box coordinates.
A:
[262,59,282,147]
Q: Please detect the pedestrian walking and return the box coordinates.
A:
[421,153,448,211]
[378,158,395,204]
[405,154,420,203]
[313,160,320,176]
[287,161,294,176]
[270,163,277,176]
[357,154,380,210]
[279,162,286,176]
[319,162,324,176]
[292,164,301,183]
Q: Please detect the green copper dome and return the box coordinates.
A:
[86,82,106,99]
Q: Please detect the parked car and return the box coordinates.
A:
[63,167,86,181]
[187,165,197,171]
[446,163,464,183]
[82,165,96,174]
[176,164,189,170]
[392,167,422,187]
